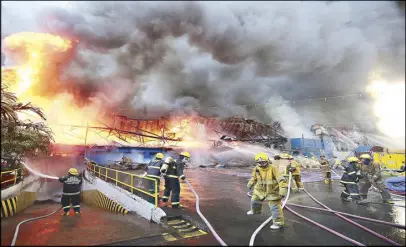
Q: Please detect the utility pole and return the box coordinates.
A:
[84,122,89,159]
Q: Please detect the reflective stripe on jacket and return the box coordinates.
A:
[146,159,164,178]
[59,175,82,194]
[340,162,361,184]
[247,164,287,201]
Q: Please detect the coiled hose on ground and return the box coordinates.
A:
[11,206,62,246]
[303,189,401,246]
[185,179,228,246]
[248,172,293,246]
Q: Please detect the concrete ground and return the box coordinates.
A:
[1,201,168,246]
[158,168,405,246]
[2,167,404,246]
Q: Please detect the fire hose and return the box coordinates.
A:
[303,189,401,246]
[287,203,405,228]
[11,206,62,246]
[249,173,369,246]
[248,172,293,246]
[185,179,228,246]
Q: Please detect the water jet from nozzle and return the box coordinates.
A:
[22,162,59,180]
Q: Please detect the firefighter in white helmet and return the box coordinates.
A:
[160,151,190,208]
[247,152,287,230]
[358,153,393,204]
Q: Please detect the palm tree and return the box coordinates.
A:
[1,79,46,122]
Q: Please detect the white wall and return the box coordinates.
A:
[83,170,166,223]
[1,175,40,200]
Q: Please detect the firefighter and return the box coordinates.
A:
[160,151,190,208]
[286,155,305,192]
[247,152,288,230]
[340,157,362,203]
[145,153,165,204]
[59,168,82,216]
[332,156,343,169]
[358,153,393,204]
[319,154,331,184]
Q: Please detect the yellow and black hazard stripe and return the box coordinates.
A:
[1,196,18,218]
[82,190,128,215]
[165,218,208,239]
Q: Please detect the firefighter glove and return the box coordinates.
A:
[279,187,287,198]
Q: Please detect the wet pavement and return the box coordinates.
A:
[164,168,405,246]
[1,201,168,246]
[2,167,404,246]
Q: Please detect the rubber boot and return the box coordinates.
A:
[270,223,282,230]
[341,196,351,202]
[61,212,70,216]
[75,211,81,215]
[383,200,394,204]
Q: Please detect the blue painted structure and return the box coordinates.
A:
[354,146,373,153]
[85,146,165,166]
[290,137,334,159]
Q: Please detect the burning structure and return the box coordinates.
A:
[1,32,288,151]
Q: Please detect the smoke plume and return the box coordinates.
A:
[2,1,405,138]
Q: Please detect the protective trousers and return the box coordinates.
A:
[61,194,80,213]
[324,171,332,184]
[162,177,181,208]
[292,175,304,190]
[284,174,297,191]
[147,177,160,204]
[251,195,284,226]
[341,184,360,201]
[359,178,391,201]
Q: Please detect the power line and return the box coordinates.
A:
[115,92,373,112]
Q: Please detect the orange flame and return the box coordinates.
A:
[2,32,208,148]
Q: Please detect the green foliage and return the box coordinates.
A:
[1,81,54,168]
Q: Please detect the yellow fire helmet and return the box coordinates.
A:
[347,156,360,163]
[288,155,294,160]
[360,153,372,160]
[155,153,164,159]
[279,153,290,159]
[180,151,191,158]
[255,152,269,163]
[68,168,79,176]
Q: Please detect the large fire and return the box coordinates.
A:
[1,32,207,148]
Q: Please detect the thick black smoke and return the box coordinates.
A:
[2,1,405,137]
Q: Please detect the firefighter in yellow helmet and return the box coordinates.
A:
[358,153,393,204]
[58,168,82,216]
[145,153,165,204]
[285,155,305,192]
[319,154,331,184]
[340,157,362,203]
[160,151,190,208]
[247,153,288,230]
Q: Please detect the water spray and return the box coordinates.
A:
[22,162,59,180]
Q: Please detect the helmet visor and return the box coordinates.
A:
[362,159,372,165]
[257,161,268,166]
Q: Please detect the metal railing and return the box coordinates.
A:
[87,162,158,207]
[1,168,26,189]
